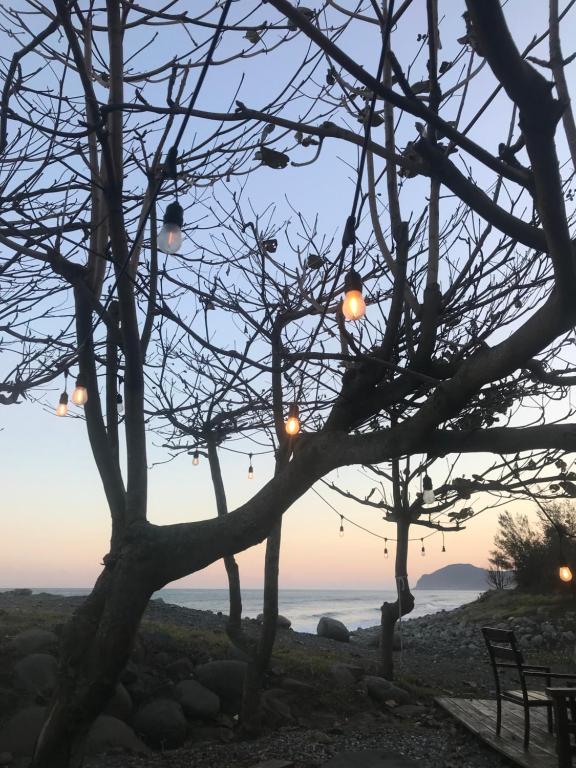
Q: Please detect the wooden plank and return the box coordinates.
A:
[436,697,558,768]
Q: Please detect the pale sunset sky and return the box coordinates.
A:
[1,1,574,591]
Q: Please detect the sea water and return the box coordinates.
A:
[5,587,482,633]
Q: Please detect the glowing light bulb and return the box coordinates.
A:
[422,474,435,505]
[192,450,199,466]
[56,391,68,417]
[285,403,301,436]
[71,376,88,406]
[158,201,184,254]
[339,519,345,537]
[117,393,124,415]
[342,269,366,322]
[248,455,254,479]
[559,564,573,583]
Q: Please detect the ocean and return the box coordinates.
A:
[3,588,482,633]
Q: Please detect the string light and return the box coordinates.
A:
[384,539,389,559]
[56,372,69,417]
[158,201,184,254]
[116,393,124,415]
[71,373,88,406]
[422,474,435,505]
[247,453,254,480]
[285,403,301,436]
[559,564,573,583]
[420,538,426,557]
[442,532,446,553]
[192,449,199,466]
[339,515,345,537]
[342,269,366,321]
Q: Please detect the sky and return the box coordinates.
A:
[1,1,575,592]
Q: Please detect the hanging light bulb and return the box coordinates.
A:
[285,403,301,436]
[422,474,435,505]
[247,453,254,480]
[442,533,446,553]
[56,391,68,417]
[71,374,88,406]
[116,393,124,415]
[342,269,366,322]
[421,538,426,556]
[384,539,389,559]
[559,564,573,583]
[158,201,184,254]
[192,449,199,466]
[339,515,345,537]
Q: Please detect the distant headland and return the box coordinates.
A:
[415,563,488,590]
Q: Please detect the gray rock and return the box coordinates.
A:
[531,634,544,648]
[195,660,246,714]
[562,630,575,643]
[330,664,364,687]
[103,683,132,722]
[317,616,350,643]
[166,657,194,681]
[13,654,58,697]
[0,706,46,756]
[541,622,556,638]
[86,715,150,756]
[261,688,293,727]
[0,752,11,766]
[133,699,188,749]
[249,761,294,768]
[10,629,58,657]
[322,749,419,767]
[175,679,220,719]
[279,678,316,695]
[256,613,292,629]
[364,676,411,706]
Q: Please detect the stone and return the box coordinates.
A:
[531,634,544,648]
[0,687,18,718]
[256,613,292,629]
[249,761,294,768]
[166,657,194,682]
[364,676,411,706]
[103,683,132,722]
[0,752,11,766]
[279,678,316,695]
[562,630,575,643]
[133,699,188,749]
[195,660,246,714]
[261,688,293,727]
[322,749,420,767]
[0,706,46,756]
[175,679,220,719]
[86,715,150,756]
[13,654,58,697]
[10,629,58,657]
[317,616,350,643]
[330,664,364,687]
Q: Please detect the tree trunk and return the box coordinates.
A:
[380,519,415,679]
[31,552,155,768]
[239,518,282,734]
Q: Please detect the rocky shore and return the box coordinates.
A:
[0,589,574,768]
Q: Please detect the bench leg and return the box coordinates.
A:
[523,707,530,750]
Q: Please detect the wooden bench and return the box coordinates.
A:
[547,687,576,767]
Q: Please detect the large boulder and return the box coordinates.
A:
[0,706,46,756]
[10,629,58,657]
[175,679,220,719]
[364,676,411,706]
[86,715,150,756]
[133,698,188,749]
[317,617,350,643]
[13,654,58,697]
[256,614,292,629]
[330,664,364,687]
[195,660,246,714]
[103,683,133,722]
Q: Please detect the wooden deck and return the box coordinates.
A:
[436,697,560,768]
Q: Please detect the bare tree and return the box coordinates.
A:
[2,1,576,764]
